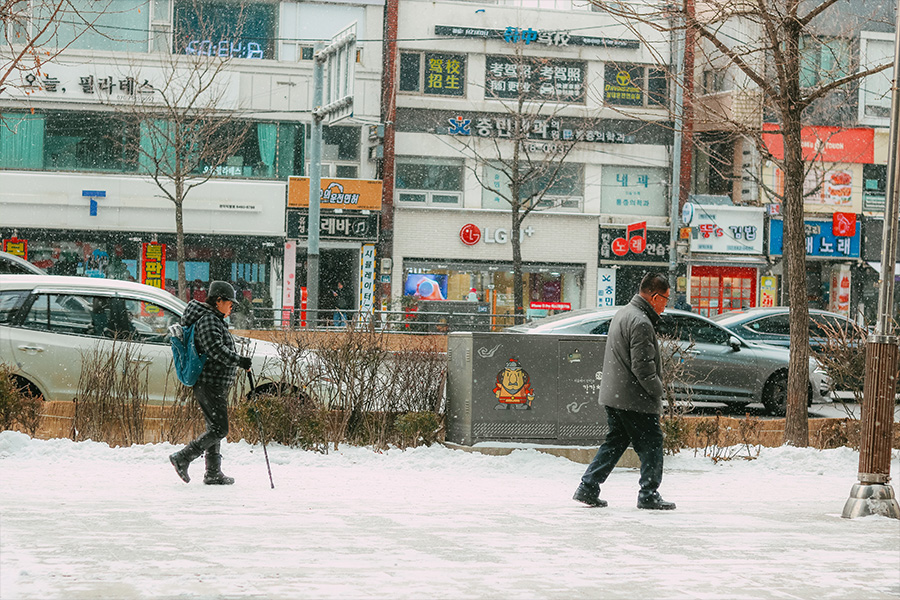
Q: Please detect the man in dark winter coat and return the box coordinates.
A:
[573,272,676,510]
[169,281,252,485]
[331,281,352,327]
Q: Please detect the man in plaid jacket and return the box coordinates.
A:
[169,281,251,485]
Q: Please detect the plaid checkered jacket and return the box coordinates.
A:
[182,300,241,388]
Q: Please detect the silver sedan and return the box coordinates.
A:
[507,307,833,415]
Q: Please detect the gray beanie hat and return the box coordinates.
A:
[207,280,236,302]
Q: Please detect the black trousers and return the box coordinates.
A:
[580,405,664,499]
[183,381,230,464]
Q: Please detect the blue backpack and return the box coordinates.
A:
[169,323,207,387]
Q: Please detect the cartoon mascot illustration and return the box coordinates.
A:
[493,358,535,410]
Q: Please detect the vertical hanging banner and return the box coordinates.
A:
[282,240,297,328]
[759,276,778,308]
[597,267,617,308]
[141,243,166,289]
[2,237,28,259]
[359,244,376,316]
[829,264,852,316]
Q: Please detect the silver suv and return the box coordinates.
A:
[0,275,323,404]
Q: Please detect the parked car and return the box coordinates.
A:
[711,307,860,350]
[506,307,832,415]
[0,275,329,405]
[0,251,46,276]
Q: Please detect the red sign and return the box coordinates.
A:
[529,302,571,311]
[832,212,856,237]
[2,237,27,259]
[612,221,647,256]
[141,243,166,289]
[460,223,482,246]
[762,123,874,164]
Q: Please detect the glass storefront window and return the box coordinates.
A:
[45,113,139,172]
[173,0,276,59]
[403,262,583,327]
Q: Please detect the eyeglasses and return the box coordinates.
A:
[655,293,670,302]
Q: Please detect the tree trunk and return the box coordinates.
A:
[779,14,810,447]
[511,204,524,324]
[175,179,188,303]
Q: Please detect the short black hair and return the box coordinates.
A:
[640,273,670,295]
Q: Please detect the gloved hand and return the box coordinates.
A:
[238,356,253,371]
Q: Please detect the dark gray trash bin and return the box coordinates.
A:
[447,332,608,446]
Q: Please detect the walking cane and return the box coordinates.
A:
[247,370,275,489]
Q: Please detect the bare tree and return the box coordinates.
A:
[448,46,589,323]
[1,0,113,97]
[104,3,252,300]
[590,0,892,446]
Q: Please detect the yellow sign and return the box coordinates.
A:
[760,276,778,308]
[288,177,383,211]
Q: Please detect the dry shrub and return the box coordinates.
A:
[690,413,763,462]
[0,363,43,435]
[157,362,204,444]
[395,411,443,448]
[74,339,150,446]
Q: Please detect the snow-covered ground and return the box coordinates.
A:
[1,431,898,600]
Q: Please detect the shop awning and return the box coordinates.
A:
[867,262,900,277]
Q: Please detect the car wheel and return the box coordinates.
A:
[763,372,788,417]
[11,376,43,401]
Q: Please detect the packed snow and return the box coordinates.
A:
[1,430,898,599]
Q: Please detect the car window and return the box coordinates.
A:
[810,315,849,338]
[745,314,790,336]
[661,315,730,345]
[121,297,180,344]
[22,294,95,335]
[0,291,28,323]
[589,320,610,335]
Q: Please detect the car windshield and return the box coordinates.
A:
[508,308,612,330]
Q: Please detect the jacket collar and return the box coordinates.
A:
[630,294,661,326]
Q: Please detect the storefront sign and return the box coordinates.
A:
[434,24,639,49]
[759,276,778,308]
[359,244,376,314]
[141,243,166,289]
[2,237,27,259]
[282,240,297,328]
[485,55,585,103]
[600,226,669,262]
[689,206,765,254]
[397,108,673,146]
[833,212,856,237]
[773,167,855,206]
[604,65,643,106]
[423,52,465,96]
[600,167,669,217]
[762,124,874,163]
[829,264,852,316]
[597,268,617,307]
[768,219,861,258]
[287,177,383,211]
[286,210,379,242]
[458,223,535,246]
[530,301,570,310]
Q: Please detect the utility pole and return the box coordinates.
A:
[668,5,685,290]
[842,0,900,519]
[307,42,325,322]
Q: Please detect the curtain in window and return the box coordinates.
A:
[0,113,45,169]
[257,123,277,177]
[275,124,298,178]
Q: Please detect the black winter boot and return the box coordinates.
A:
[169,442,202,483]
[573,483,608,507]
[637,491,676,510]
[203,451,234,485]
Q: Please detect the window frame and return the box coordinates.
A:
[603,63,669,109]
[395,157,465,207]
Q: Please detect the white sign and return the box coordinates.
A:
[282,240,297,328]
[689,205,765,254]
[597,267,617,308]
[358,244,376,315]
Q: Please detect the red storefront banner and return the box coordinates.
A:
[3,237,28,259]
[141,243,166,289]
[530,302,571,311]
[762,123,874,164]
[833,212,857,237]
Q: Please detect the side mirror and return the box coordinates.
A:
[729,335,741,352]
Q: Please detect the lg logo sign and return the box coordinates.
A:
[459,224,535,246]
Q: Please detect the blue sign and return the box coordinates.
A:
[768,219,860,258]
[82,190,106,197]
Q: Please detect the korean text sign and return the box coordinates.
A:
[768,219,860,258]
